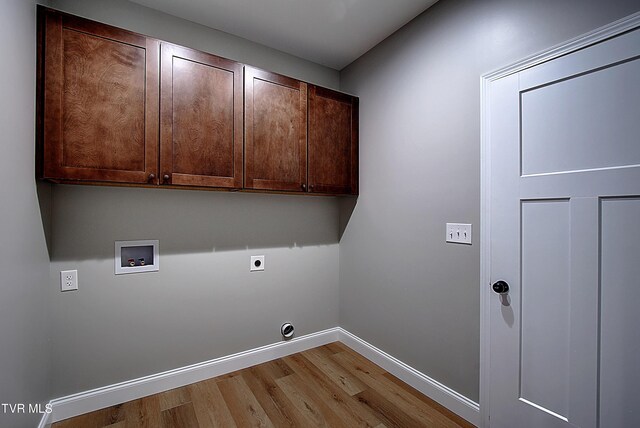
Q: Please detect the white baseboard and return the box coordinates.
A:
[47,326,479,426]
[338,328,480,426]
[37,411,52,428]
[49,327,340,423]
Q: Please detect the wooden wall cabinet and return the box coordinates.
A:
[39,8,159,184]
[160,43,243,188]
[245,71,359,195]
[38,7,358,196]
[309,86,359,195]
[245,67,307,192]
[38,8,242,190]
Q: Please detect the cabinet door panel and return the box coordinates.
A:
[42,10,158,183]
[161,44,242,188]
[245,67,307,192]
[308,86,358,195]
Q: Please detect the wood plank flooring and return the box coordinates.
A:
[52,342,474,428]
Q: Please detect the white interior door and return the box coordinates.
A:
[487,24,640,428]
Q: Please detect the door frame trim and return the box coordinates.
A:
[479,11,640,428]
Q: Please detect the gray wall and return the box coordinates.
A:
[0,1,52,427]
[49,0,339,89]
[46,0,341,397]
[339,0,639,403]
[49,187,339,396]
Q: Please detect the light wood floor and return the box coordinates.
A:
[53,342,474,428]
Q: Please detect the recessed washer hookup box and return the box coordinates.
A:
[115,240,159,275]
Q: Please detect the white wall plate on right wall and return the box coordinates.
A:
[446,223,472,245]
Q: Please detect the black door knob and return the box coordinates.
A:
[492,280,509,295]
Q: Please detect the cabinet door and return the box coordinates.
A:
[245,67,307,192]
[308,86,358,195]
[41,9,159,184]
[160,44,243,188]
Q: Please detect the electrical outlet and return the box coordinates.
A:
[446,223,472,245]
[60,270,78,292]
[250,255,265,272]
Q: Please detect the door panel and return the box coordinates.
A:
[172,57,234,177]
[521,58,640,176]
[160,43,242,188]
[42,10,158,183]
[244,67,307,191]
[520,200,571,418]
[62,30,145,171]
[489,26,640,428]
[600,198,640,427]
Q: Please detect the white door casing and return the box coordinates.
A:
[481,12,640,428]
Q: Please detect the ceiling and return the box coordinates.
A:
[128,0,439,70]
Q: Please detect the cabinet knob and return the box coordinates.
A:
[301,183,306,190]
[163,174,170,182]
[148,173,156,182]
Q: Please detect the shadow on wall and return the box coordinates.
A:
[339,196,358,241]
[47,184,343,262]
[36,181,53,257]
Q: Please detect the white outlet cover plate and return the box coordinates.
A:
[60,270,78,292]
[250,255,265,271]
[446,223,472,245]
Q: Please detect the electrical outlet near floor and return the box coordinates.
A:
[446,223,472,245]
[250,255,265,272]
[60,270,78,292]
